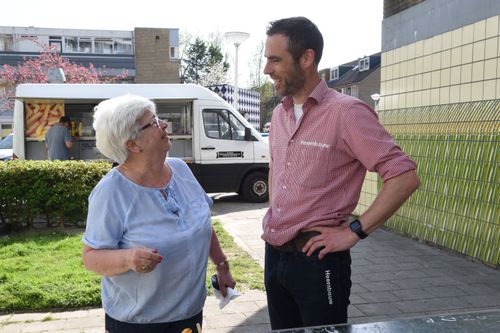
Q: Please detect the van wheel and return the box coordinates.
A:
[240,172,269,203]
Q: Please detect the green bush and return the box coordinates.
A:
[0,160,111,229]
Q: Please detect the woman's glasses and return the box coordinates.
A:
[140,115,160,131]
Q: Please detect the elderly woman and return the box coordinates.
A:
[82,94,235,333]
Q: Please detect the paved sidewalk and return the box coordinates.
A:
[1,193,499,332]
[211,194,500,326]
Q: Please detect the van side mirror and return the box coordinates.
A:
[244,127,256,141]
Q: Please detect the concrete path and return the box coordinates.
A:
[1,193,499,332]
[211,193,500,326]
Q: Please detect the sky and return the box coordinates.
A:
[1,0,383,87]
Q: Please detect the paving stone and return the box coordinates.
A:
[361,280,400,292]
[358,291,399,303]
[391,288,434,300]
[457,283,500,296]
[393,277,434,289]
[356,302,403,316]
[349,294,366,305]
[460,294,500,307]
[242,310,271,325]
[348,305,365,318]
[421,275,461,287]
[423,285,469,297]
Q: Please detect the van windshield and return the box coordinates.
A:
[0,134,12,149]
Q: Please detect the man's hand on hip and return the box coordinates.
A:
[302,224,359,260]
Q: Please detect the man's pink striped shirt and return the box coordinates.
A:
[262,80,416,246]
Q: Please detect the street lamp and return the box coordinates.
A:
[224,31,249,111]
[370,93,380,110]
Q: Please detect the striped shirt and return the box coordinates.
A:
[262,80,416,246]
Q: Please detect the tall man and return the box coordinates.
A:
[262,17,420,330]
[45,116,73,160]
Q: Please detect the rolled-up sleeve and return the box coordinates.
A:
[342,101,417,182]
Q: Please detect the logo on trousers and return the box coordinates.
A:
[325,269,333,305]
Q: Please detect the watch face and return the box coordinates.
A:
[350,220,361,231]
[350,219,367,239]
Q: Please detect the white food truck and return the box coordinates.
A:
[13,83,270,202]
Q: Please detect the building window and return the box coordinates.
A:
[114,38,133,54]
[330,67,339,80]
[169,29,179,60]
[64,37,78,52]
[79,38,92,53]
[340,85,359,97]
[351,85,358,97]
[95,39,113,54]
[0,34,14,51]
[170,46,179,59]
[359,57,370,71]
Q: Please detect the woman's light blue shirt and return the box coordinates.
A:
[82,158,213,323]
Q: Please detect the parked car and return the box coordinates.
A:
[0,133,13,161]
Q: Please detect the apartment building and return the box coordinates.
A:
[0,25,181,134]
[323,52,381,108]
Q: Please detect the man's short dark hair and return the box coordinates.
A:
[266,16,323,65]
[59,116,71,124]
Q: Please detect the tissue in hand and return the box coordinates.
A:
[211,274,240,309]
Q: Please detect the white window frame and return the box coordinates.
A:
[351,85,359,97]
[330,67,339,80]
[359,57,370,71]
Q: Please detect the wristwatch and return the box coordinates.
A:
[349,219,368,239]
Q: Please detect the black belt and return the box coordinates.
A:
[270,231,321,252]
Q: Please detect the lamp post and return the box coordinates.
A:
[370,93,380,111]
[224,31,249,112]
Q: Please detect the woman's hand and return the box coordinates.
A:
[215,261,236,297]
[127,247,164,273]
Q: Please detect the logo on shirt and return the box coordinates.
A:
[300,140,330,149]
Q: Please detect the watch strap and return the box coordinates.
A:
[350,219,368,239]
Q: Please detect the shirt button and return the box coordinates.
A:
[271,228,276,232]
[286,162,291,167]
[277,208,281,213]
[290,139,294,143]
[282,185,287,189]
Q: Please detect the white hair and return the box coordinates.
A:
[93,94,156,164]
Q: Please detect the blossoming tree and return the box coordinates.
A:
[0,41,127,113]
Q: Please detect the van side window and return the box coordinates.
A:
[203,109,246,141]
[156,102,192,135]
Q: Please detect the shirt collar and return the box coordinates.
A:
[281,79,329,111]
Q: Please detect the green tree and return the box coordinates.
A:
[180,36,229,86]
[248,41,268,90]
[247,41,276,128]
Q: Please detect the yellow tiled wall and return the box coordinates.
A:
[380,15,499,109]
[356,14,499,267]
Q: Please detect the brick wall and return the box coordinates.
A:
[134,28,180,83]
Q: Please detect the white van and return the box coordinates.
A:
[13,83,270,202]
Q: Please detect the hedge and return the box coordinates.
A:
[0,160,111,229]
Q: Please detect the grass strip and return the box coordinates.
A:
[0,220,263,313]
